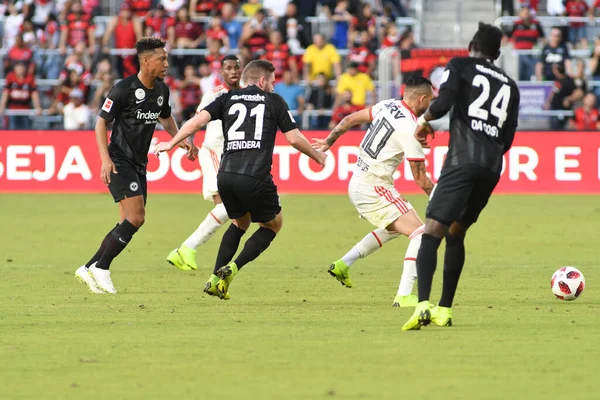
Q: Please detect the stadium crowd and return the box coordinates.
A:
[0,0,414,130]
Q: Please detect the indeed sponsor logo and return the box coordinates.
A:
[136,110,160,124]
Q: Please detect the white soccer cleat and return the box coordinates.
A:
[88,263,117,294]
[75,265,105,294]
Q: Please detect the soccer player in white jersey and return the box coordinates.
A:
[166,55,242,271]
[312,77,435,307]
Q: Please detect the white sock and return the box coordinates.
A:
[183,203,229,249]
[397,224,425,296]
[342,228,400,267]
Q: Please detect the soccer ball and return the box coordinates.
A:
[551,267,585,301]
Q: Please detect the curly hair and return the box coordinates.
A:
[135,37,167,57]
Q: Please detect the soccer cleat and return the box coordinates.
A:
[392,294,418,308]
[166,245,197,271]
[401,301,432,331]
[327,259,352,288]
[88,263,117,294]
[204,274,230,300]
[216,263,238,300]
[431,305,453,327]
[75,266,105,294]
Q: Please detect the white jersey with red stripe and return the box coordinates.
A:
[352,99,425,185]
[197,84,230,151]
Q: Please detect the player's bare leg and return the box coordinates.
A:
[168,193,230,271]
[385,210,425,307]
[215,213,282,299]
[87,196,145,294]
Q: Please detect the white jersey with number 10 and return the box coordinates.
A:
[354,99,426,184]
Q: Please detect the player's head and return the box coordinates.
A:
[242,60,276,92]
[468,22,502,61]
[403,76,434,117]
[221,55,241,88]
[135,37,168,81]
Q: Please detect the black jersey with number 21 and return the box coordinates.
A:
[203,85,298,180]
[98,74,171,173]
[432,57,520,175]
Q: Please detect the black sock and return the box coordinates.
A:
[233,227,277,270]
[95,220,139,270]
[416,234,443,302]
[213,224,246,275]
[85,224,119,268]
[439,233,466,308]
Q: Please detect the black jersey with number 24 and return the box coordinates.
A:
[98,74,171,173]
[430,57,520,175]
[203,85,298,180]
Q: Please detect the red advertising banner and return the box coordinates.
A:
[0,130,599,194]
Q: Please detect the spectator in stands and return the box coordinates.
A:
[0,61,41,130]
[161,0,187,17]
[588,0,600,20]
[348,31,377,77]
[48,69,90,115]
[21,20,40,49]
[29,0,57,27]
[564,0,589,48]
[240,8,270,55]
[277,2,310,52]
[174,7,204,77]
[381,22,400,48]
[573,58,588,94]
[241,0,262,17]
[306,73,334,129]
[3,2,24,49]
[589,36,600,98]
[509,6,545,81]
[329,0,352,49]
[222,3,243,49]
[190,0,224,17]
[238,43,255,67]
[103,2,143,78]
[127,0,152,18]
[399,28,417,50]
[350,2,377,42]
[59,0,96,57]
[303,33,342,82]
[35,13,62,79]
[60,42,92,84]
[177,65,202,121]
[569,92,600,130]
[63,88,91,130]
[92,58,112,81]
[203,39,224,82]
[536,28,572,81]
[274,70,305,119]
[91,72,114,113]
[206,16,230,52]
[199,61,219,94]
[262,30,298,81]
[4,34,34,76]
[335,61,375,109]
[145,4,176,47]
[329,89,361,129]
[544,63,584,130]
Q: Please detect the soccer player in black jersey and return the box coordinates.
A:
[155,60,327,299]
[75,37,196,294]
[402,23,520,330]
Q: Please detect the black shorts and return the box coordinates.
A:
[426,164,500,227]
[107,159,147,204]
[217,172,281,223]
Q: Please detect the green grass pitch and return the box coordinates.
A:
[0,193,598,399]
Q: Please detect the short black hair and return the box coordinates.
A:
[135,37,167,57]
[470,22,502,59]
[405,76,432,89]
[221,55,240,67]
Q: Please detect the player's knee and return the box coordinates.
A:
[423,219,447,238]
[445,231,465,246]
[128,212,145,228]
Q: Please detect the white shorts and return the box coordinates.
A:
[348,177,414,229]
[199,146,222,201]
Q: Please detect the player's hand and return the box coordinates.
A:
[154,141,174,156]
[311,138,330,152]
[314,150,328,168]
[100,159,117,185]
[414,124,435,148]
[179,141,199,161]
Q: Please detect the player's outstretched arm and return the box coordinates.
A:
[409,160,434,195]
[159,115,198,161]
[312,108,371,151]
[95,117,117,185]
[154,110,212,155]
[284,128,327,167]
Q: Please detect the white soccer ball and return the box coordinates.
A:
[551,266,585,301]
